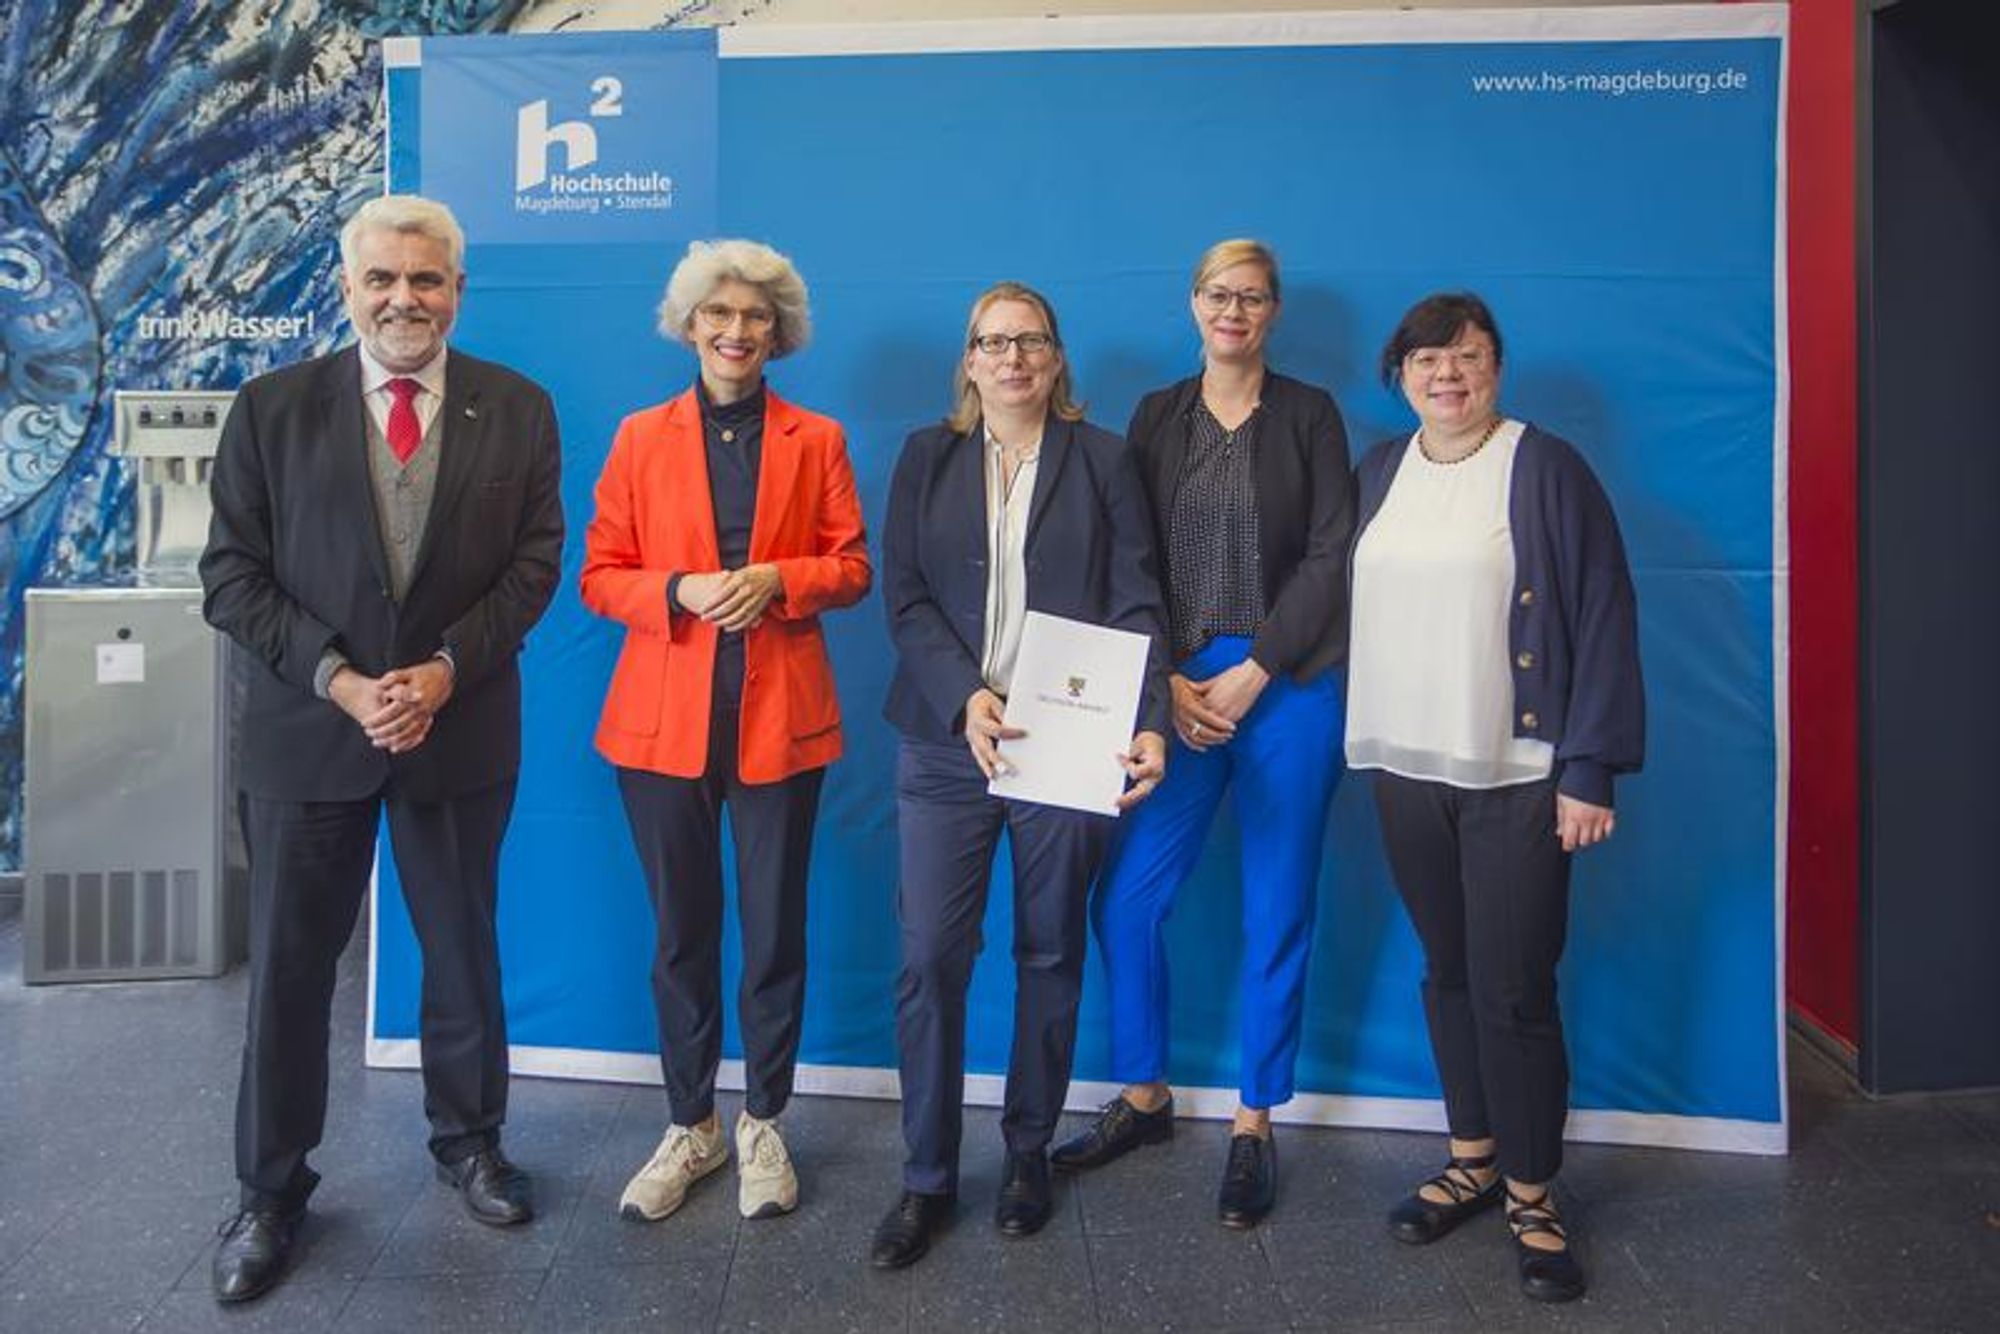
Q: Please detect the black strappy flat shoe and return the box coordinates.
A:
[1506,1184,1586,1303]
[1387,1150,1502,1244]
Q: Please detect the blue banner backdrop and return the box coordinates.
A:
[372,8,1788,1152]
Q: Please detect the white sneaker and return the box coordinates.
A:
[735,1111,799,1220]
[618,1121,728,1221]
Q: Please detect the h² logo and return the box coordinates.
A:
[516,99,597,190]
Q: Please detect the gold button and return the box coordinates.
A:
[1516,651,1536,669]
[1521,711,1540,729]
[1518,588,1535,607]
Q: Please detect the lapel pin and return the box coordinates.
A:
[464,405,478,419]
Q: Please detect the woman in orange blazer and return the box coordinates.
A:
[580,239,870,1227]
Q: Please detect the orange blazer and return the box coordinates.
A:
[580,387,871,782]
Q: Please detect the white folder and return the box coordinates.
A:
[987,611,1148,816]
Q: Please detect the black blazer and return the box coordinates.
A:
[880,414,1170,744]
[1124,371,1355,680]
[201,345,565,802]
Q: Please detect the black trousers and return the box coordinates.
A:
[615,654,824,1127]
[893,738,1110,1195]
[236,777,517,1212]
[1372,773,1573,1184]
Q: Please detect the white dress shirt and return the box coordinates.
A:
[979,428,1041,696]
[357,343,447,450]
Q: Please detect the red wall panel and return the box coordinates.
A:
[1778,0,1860,1045]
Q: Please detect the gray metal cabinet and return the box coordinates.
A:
[23,586,245,982]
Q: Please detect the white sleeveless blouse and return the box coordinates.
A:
[1345,420,1555,789]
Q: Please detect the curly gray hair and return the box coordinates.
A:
[657,238,812,358]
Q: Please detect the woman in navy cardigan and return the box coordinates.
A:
[869,281,1170,1271]
[1346,292,1643,1305]
[1052,240,1355,1229]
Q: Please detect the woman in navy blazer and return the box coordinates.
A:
[869,281,1169,1271]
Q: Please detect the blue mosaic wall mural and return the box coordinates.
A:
[0,1,561,869]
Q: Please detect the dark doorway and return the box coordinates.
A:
[1857,0,2000,1093]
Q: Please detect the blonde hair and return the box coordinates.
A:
[946,281,1086,434]
[340,195,465,275]
[1191,238,1282,302]
[657,238,813,358]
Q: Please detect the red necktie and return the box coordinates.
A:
[386,377,422,464]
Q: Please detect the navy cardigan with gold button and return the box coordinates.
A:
[1351,424,1645,807]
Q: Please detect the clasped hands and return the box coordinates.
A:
[678,564,783,632]
[964,687,1167,812]
[1171,658,1269,752]
[329,658,455,754]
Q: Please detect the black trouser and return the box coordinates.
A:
[893,738,1109,1195]
[236,777,517,1212]
[1372,773,1573,1184]
[615,641,824,1127]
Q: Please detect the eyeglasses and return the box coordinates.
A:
[1405,347,1493,375]
[1195,285,1274,315]
[696,302,777,331]
[970,331,1057,357]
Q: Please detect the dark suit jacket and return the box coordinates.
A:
[881,414,1170,744]
[1125,371,1355,680]
[201,344,565,802]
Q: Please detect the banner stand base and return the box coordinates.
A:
[366,1038,1788,1157]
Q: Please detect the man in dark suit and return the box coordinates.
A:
[199,194,564,1304]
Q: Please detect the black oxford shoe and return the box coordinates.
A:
[1050,1094,1175,1173]
[994,1150,1053,1237]
[868,1190,954,1269]
[212,1207,302,1305]
[1216,1131,1276,1229]
[437,1147,534,1226]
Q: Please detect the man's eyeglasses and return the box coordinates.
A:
[696,302,777,330]
[970,331,1057,357]
[1196,285,1274,315]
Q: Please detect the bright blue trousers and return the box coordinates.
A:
[1091,635,1344,1108]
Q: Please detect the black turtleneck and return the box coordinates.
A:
[668,379,768,618]
[697,376,766,573]
[666,379,767,707]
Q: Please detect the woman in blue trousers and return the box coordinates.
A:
[1052,241,1355,1227]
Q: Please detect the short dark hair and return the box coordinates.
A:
[1378,292,1504,389]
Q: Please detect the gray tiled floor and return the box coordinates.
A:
[3,902,1997,1333]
